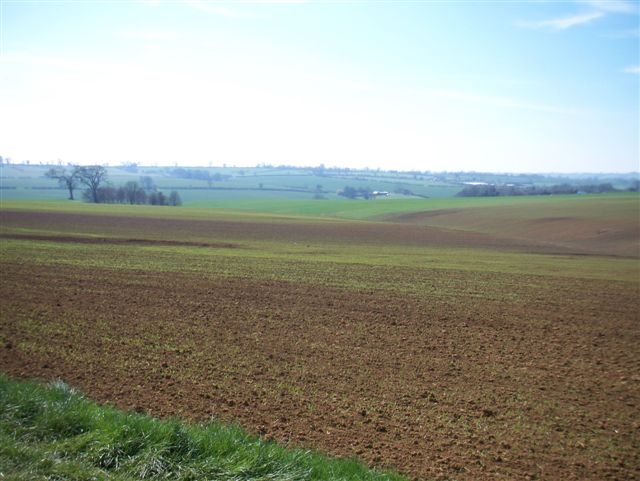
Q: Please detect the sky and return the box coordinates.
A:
[0,0,638,173]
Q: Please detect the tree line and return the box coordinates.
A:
[337,185,373,199]
[455,182,635,197]
[46,165,181,206]
[169,168,230,187]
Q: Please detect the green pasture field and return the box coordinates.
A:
[184,191,640,219]
[2,191,638,220]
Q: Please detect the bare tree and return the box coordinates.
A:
[168,190,182,206]
[46,166,80,200]
[138,176,156,192]
[76,165,108,203]
[122,181,142,204]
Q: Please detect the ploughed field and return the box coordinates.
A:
[1,198,639,481]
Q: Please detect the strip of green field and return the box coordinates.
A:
[185,192,640,219]
[0,375,407,481]
[1,236,637,293]
[0,200,343,224]
[3,192,637,221]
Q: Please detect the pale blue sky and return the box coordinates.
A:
[1,0,638,172]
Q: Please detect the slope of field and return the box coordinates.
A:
[1,200,639,481]
[2,194,638,256]
[178,193,640,221]
[0,209,597,256]
[384,194,640,257]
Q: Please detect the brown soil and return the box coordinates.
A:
[0,210,601,255]
[387,208,640,258]
[1,259,638,480]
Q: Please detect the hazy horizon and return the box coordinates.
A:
[3,158,639,177]
[1,1,638,173]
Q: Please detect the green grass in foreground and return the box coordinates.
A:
[0,375,407,481]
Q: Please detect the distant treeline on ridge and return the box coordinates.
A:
[85,184,182,206]
[456,181,639,197]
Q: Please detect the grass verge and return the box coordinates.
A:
[0,375,408,481]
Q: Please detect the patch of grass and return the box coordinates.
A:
[0,375,409,481]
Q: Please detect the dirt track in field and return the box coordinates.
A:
[1,257,639,480]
